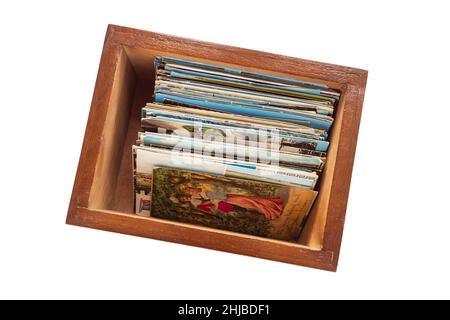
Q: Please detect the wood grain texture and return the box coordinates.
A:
[73,207,336,271]
[66,24,368,271]
[66,31,122,222]
[108,25,366,87]
[89,49,136,210]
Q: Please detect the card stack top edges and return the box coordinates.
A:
[132,56,339,241]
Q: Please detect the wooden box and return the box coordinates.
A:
[66,25,367,271]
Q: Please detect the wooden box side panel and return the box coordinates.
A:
[75,207,336,271]
[109,24,365,87]
[298,89,347,248]
[89,49,136,210]
[322,82,367,258]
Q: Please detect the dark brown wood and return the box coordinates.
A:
[66,24,367,271]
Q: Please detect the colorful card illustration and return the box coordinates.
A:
[134,173,152,217]
[151,167,317,241]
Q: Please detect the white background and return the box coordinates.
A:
[1,0,449,299]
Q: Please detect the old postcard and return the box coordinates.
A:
[151,167,317,241]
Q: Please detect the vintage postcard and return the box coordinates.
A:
[137,132,324,171]
[151,167,318,241]
[134,173,152,216]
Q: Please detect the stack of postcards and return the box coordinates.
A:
[132,56,340,241]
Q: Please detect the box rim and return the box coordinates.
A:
[66,24,368,271]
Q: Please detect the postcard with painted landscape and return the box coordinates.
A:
[151,167,317,241]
